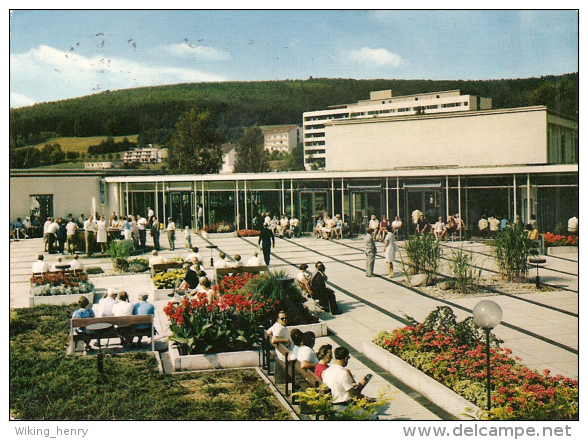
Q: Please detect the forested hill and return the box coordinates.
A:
[10,73,578,148]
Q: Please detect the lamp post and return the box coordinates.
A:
[472,300,503,413]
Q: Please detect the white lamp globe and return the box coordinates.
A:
[473,300,503,330]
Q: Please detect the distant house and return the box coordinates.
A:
[261,124,300,153]
[84,162,112,169]
[123,147,163,164]
[221,143,236,174]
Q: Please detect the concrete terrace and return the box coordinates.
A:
[9,233,579,420]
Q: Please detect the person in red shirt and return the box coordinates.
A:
[314,344,333,380]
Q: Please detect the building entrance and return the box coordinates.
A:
[299,191,328,233]
[168,192,194,229]
[349,191,382,235]
[405,184,443,231]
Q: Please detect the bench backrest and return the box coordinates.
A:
[215,265,268,281]
[152,261,183,272]
[71,314,153,328]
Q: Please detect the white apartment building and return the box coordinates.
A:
[123,147,163,164]
[261,124,300,153]
[303,89,492,169]
[84,162,112,169]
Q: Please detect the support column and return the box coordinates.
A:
[244,180,249,230]
[446,175,450,220]
[386,177,390,220]
[527,173,531,224]
[125,182,129,216]
[513,174,517,223]
[396,177,400,218]
[154,182,159,220]
[201,181,206,229]
[235,180,240,230]
[458,175,462,240]
[281,179,285,215]
[290,179,294,217]
[331,178,335,216]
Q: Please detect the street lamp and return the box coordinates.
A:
[472,300,503,413]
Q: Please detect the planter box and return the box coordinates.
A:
[363,342,479,420]
[290,321,328,337]
[29,291,94,307]
[168,342,261,371]
[547,246,578,256]
[152,287,175,301]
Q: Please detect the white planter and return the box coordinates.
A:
[29,292,94,307]
[363,343,479,420]
[290,322,328,337]
[152,287,175,301]
[168,342,261,371]
[547,246,578,256]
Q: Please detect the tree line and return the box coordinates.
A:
[9,74,578,151]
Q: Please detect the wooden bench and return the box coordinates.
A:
[215,265,268,283]
[296,279,331,313]
[151,261,183,277]
[68,315,155,354]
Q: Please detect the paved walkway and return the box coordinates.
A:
[9,233,579,420]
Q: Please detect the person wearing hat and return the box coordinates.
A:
[96,289,118,317]
[132,293,155,347]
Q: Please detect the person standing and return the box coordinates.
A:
[96,215,108,254]
[83,215,96,257]
[383,226,396,277]
[166,217,176,251]
[150,216,160,251]
[146,207,155,227]
[56,218,67,254]
[65,217,79,255]
[197,204,203,230]
[47,218,59,254]
[258,223,275,266]
[137,214,148,249]
[364,228,377,277]
[43,217,52,252]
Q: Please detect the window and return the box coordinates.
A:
[30,194,53,221]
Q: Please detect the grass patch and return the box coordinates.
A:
[10,304,291,421]
[25,135,139,153]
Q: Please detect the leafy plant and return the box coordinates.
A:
[401,233,442,277]
[292,385,392,420]
[491,226,531,281]
[242,270,318,326]
[108,239,131,271]
[448,246,479,294]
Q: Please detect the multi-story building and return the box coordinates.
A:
[122,147,163,164]
[303,89,492,169]
[261,125,300,153]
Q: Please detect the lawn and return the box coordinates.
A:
[26,135,139,153]
[9,304,292,421]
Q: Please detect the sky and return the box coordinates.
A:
[9,9,579,108]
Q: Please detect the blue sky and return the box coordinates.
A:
[9,9,579,108]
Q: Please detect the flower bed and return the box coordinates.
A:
[373,306,578,420]
[30,271,95,299]
[164,292,277,355]
[543,232,578,247]
[237,229,260,237]
[200,222,234,234]
[152,270,184,289]
[165,272,320,356]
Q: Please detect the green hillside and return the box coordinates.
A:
[10,74,578,150]
[26,135,139,153]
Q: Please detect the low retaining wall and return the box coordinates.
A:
[29,291,94,307]
[547,246,578,256]
[363,342,479,420]
[168,342,261,371]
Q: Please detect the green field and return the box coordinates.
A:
[27,135,139,153]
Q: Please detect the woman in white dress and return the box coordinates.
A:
[383,225,396,277]
[96,215,108,254]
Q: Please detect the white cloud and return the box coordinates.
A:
[10,92,36,108]
[163,43,232,61]
[347,47,404,67]
[9,45,227,107]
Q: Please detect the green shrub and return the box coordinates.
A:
[491,226,531,281]
[448,246,479,294]
[401,233,442,277]
[108,239,131,271]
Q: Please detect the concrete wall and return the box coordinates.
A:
[10,175,103,223]
[324,108,548,171]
